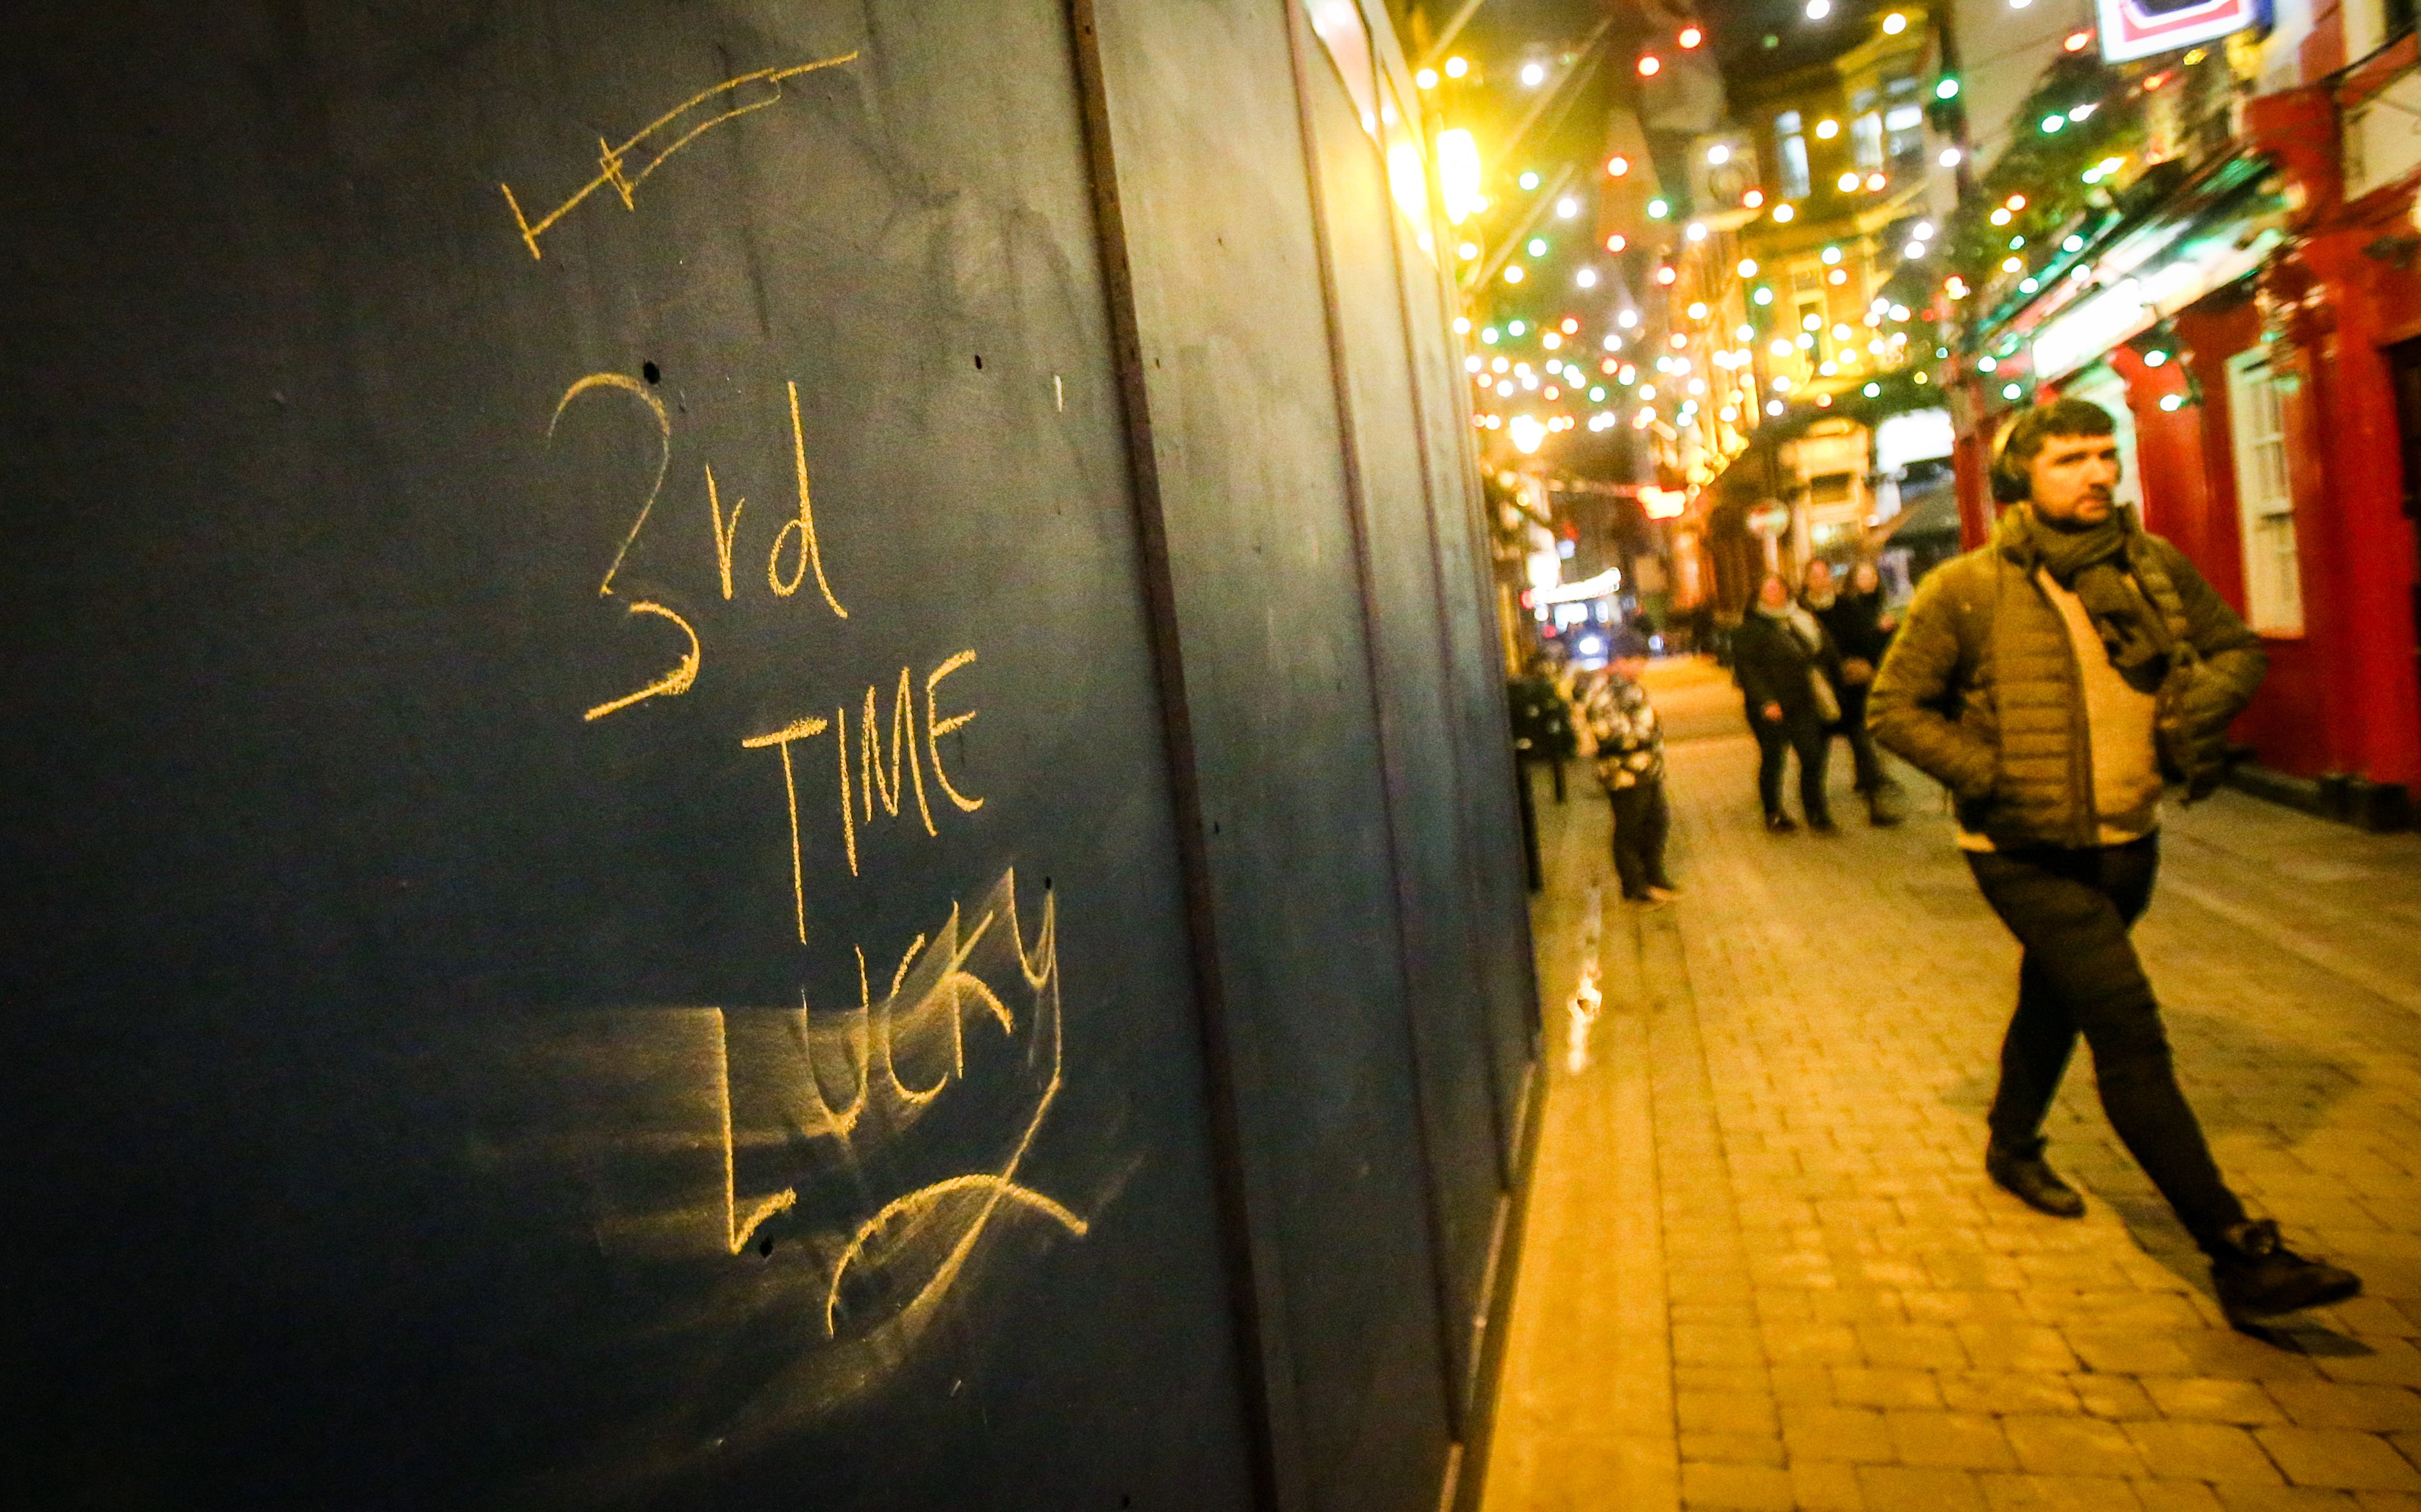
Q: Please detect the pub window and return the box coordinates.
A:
[1852,113,1885,170]
[1774,110,1811,198]
[2226,347,2304,634]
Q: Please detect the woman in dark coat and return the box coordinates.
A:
[1735,570,1843,832]
[1804,558,1901,825]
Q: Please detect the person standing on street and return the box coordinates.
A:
[1509,652,1577,803]
[1868,398,2360,1323]
[1580,629,1678,905]
[1735,571,1843,834]
[1806,558,1902,826]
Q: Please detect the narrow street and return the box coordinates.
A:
[1484,657,2421,1512]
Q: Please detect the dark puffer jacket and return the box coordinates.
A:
[1734,607,1844,726]
[1867,505,2265,850]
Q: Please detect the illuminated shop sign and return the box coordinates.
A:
[2095,0,2260,65]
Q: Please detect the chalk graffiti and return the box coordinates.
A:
[505,90,1096,1473]
[705,870,1083,1342]
[502,53,860,261]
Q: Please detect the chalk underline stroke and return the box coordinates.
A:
[501,52,860,261]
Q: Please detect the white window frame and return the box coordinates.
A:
[2225,347,2304,636]
[1775,112,1811,199]
[1852,112,1885,170]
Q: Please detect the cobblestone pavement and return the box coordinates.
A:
[1481,657,2421,1512]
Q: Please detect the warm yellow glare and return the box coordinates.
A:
[1437,129,1483,224]
[1416,67,1440,89]
[1445,55,1469,78]
[1772,203,1796,222]
[1739,258,1759,277]
[1816,119,1840,139]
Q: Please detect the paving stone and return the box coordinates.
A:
[1887,1408,2019,1470]
[2063,1331,2203,1377]
[2210,1489,2363,1512]
[2133,1483,2227,1512]
[1860,1465,1988,1512]
[1678,1390,1782,1436]
[2124,1420,2287,1484]
[2176,1331,2332,1384]
[1682,1461,1798,1511]
[1860,1322,1973,1370]
[2318,1344,2421,1392]
[2001,1414,2150,1479]
[1780,1401,1899,1463]
[2254,1428,2421,1491]
[1978,1473,2146,1512]
[1772,1364,1839,1404]
[2264,1383,2421,1433]
[1678,1366,1775,1397]
[1676,1324,1768,1369]
[1794,1459,1868,1511]
[2326,1299,2421,1340]
[1941,1372,2088,1417]
[1908,1291,2039,1326]
[1961,1324,2085,1374]
[1682,1431,1790,1468]
[2072,1374,2160,1420]
[1768,1320,1867,1366]
[2145,1377,2294,1425]
[1834,1367,1948,1409]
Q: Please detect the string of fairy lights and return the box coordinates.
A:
[1440,7,1969,461]
[1440,0,2167,461]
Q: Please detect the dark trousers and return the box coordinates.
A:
[1834,684,1886,793]
[1609,778,1671,899]
[1967,836,2248,1253]
[1750,707,1830,823]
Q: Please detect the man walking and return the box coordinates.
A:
[1868,399,2360,1323]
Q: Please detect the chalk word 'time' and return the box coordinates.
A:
[502,53,859,261]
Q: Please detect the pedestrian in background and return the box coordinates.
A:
[1580,629,1677,905]
[1734,571,1842,834]
[1508,652,1577,803]
[1806,557,1902,826]
[1869,397,2360,1324]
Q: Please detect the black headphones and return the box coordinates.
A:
[1987,415,2031,504]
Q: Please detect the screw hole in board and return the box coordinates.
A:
[642,361,662,384]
